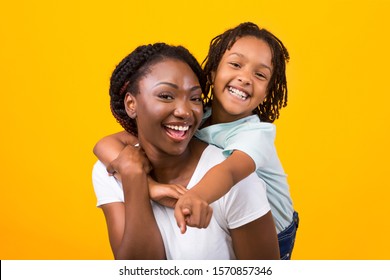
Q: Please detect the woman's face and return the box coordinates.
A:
[126,58,203,157]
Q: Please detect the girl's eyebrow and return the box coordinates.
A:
[154,82,201,91]
[258,63,272,74]
[228,52,273,73]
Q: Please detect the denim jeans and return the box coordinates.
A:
[278,211,299,260]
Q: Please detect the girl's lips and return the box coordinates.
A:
[227,86,249,100]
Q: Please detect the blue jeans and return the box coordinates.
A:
[278,211,299,260]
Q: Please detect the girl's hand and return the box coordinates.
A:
[149,180,187,209]
[174,191,213,234]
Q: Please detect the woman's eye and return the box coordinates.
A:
[191,96,202,102]
[158,93,174,100]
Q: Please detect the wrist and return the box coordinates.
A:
[187,188,211,204]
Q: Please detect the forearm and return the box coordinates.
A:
[116,170,165,259]
[190,151,255,204]
[93,131,137,166]
[189,163,235,204]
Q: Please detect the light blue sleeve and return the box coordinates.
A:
[222,122,276,170]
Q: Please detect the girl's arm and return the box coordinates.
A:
[174,151,255,233]
[93,131,137,167]
[100,145,165,259]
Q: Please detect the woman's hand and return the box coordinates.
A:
[106,145,151,180]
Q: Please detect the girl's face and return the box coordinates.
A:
[211,36,273,123]
[125,59,203,157]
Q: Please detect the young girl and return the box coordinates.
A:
[94,22,298,259]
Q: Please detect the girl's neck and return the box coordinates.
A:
[209,103,239,125]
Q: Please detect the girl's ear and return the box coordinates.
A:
[124,93,137,119]
[210,71,216,84]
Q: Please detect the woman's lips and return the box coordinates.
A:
[164,124,190,141]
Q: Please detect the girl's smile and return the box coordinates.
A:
[211,36,273,124]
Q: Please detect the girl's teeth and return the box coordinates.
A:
[228,87,247,100]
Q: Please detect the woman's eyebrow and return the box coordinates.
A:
[154,82,201,91]
[154,82,178,89]
[190,85,202,91]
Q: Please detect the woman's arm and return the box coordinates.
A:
[94,132,186,208]
[226,170,279,259]
[174,151,255,233]
[230,211,280,259]
[100,145,165,259]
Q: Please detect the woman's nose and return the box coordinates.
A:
[173,101,191,119]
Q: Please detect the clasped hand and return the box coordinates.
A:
[106,145,151,181]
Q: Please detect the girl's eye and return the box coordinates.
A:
[255,72,266,80]
[229,62,241,68]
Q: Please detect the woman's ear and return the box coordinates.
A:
[124,93,137,119]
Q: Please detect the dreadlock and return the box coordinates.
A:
[202,22,290,123]
[109,43,206,136]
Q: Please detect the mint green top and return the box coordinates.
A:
[195,109,293,233]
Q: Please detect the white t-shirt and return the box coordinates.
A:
[92,145,270,260]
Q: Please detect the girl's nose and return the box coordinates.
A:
[237,71,252,85]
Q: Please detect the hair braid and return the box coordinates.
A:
[109,43,167,135]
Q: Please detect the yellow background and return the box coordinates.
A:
[1,0,389,260]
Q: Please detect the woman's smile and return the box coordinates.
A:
[164,123,191,142]
[132,58,203,154]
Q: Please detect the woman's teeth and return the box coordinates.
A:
[165,125,189,131]
[165,124,189,140]
[228,87,248,100]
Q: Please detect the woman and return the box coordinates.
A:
[92,43,279,259]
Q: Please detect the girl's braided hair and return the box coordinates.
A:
[202,22,290,123]
[109,43,206,136]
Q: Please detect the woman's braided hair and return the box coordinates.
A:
[109,43,206,136]
[202,22,290,123]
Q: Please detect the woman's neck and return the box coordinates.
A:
[148,139,207,187]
